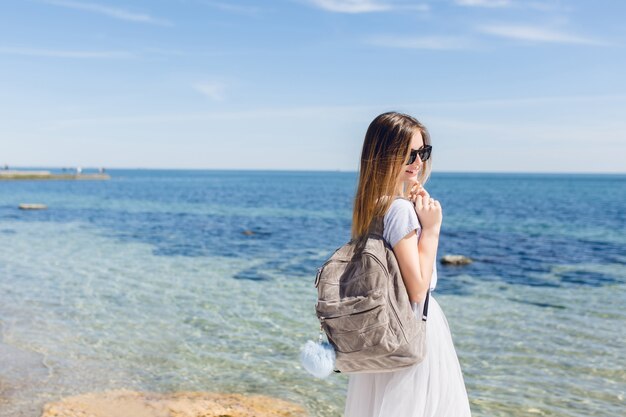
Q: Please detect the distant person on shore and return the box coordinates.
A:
[344,112,471,416]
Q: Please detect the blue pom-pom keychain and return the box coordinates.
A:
[300,327,336,378]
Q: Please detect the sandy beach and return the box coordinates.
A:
[41,390,305,417]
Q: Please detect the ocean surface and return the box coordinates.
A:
[0,170,624,417]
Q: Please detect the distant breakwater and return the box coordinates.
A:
[0,170,110,181]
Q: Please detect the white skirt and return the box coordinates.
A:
[344,294,471,417]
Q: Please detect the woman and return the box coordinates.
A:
[345,112,471,417]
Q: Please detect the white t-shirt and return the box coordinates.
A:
[382,198,438,291]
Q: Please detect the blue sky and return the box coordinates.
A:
[1,0,625,172]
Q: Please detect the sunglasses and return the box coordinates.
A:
[406,145,432,165]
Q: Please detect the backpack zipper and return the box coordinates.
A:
[318,303,382,321]
[363,251,409,343]
[314,267,322,288]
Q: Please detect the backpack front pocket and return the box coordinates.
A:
[317,291,390,353]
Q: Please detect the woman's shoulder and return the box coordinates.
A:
[382,197,420,247]
[384,197,416,219]
[384,198,420,228]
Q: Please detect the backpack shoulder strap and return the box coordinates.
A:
[368,216,384,238]
[369,195,407,238]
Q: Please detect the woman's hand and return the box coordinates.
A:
[407,180,429,200]
[407,181,442,234]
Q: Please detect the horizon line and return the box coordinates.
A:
[5,166,626,175]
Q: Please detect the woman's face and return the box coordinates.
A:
[398,130,425,184]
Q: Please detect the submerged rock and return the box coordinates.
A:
[242,229,271,237]
[440,254,473,265]
[233,269,272,281]
[41,389,306,417]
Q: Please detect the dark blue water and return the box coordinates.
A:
[2,170,625,293]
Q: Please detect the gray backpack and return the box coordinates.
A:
[315,216,429,373]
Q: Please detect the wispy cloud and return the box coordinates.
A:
[143,47,185,56]
[46,104,377,130]
[200,0,261,14]
[367,35,472,50]
[409,93,626,108]
[455,0,570,12]
[307,0,428,13]
[0,46,132,58]
[45,93,626,130]
[40,0,171,25]
[193,82,227,101]
[455,0,512,7]
[478,24,606,45]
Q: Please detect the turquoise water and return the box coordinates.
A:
[0,170,625,416]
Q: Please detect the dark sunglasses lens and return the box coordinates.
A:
[420,147,431,162]
[406,151,417,165]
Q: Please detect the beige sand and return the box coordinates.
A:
[41,389,307,417]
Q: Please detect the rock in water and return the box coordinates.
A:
[41,389,306,417]
[18,203,47,210]
[440,254,473,265]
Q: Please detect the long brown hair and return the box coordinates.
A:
[351,111,432,240]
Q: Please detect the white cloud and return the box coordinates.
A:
[47,93,626,129]
[455,0,570,12]
[0,46,132,58]
[45,104,376,130]
[455,0,512,7]
[193,82,227,100]
[307,0,428,13]
[40,0,171,25]
[143,47,185,56]
[200,1,261,14]
[415,93,626,108]
[367,35,472,50]
[308,0,390,13]
[477,24,606,45]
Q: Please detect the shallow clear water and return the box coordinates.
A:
[0,170,624,416]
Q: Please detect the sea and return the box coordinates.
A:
[0,169,624,417]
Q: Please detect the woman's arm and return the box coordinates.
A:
[392,228,439,303]
[393,183,442,303]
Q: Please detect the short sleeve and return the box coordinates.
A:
[383,199,421,248]
[383,198,438,291]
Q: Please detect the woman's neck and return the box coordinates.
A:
[395,182,406,197]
